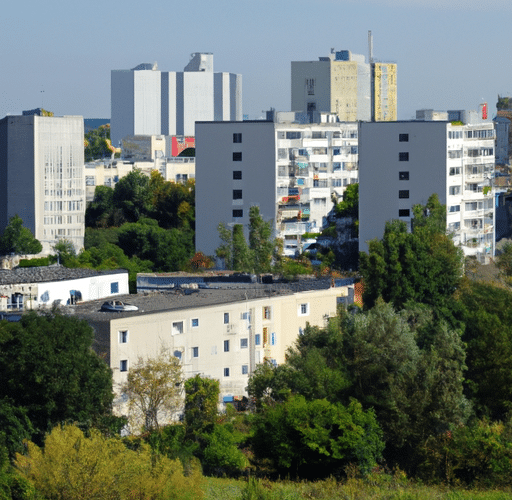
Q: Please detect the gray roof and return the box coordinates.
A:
[0,266,128,286]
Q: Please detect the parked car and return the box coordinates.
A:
[100,300,138,312]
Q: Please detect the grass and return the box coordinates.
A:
[203,476,512,500]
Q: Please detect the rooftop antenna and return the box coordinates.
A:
[368,30,373,64]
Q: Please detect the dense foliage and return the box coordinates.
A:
[84,124,118,162]
[0,215,42,256]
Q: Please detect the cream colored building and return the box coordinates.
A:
[73,283,347,416]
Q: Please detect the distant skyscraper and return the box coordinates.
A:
[0,113,85,254]
[291,49,397,122]
[111,54,242,145]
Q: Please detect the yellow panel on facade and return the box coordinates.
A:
[330,61,358,121]
[373,63,397,122]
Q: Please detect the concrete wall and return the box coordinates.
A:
[111,71,135,146]
[291,61,331,113]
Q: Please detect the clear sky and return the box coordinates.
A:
[1,0,511,121]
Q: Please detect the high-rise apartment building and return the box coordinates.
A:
[0,113,85,254]
[291,49,397,122]
[359,111,495,263]
[195,113,358,258]
[111,54,242,145]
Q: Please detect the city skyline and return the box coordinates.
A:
[2,0,511,122]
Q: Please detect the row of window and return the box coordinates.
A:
[277,131,358,140]
[119,359,250,376]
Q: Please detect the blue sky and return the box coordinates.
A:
[1,0,511,120]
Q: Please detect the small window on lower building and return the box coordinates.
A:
[255,334,261,345]
[240,338,248,348]
[233,189,242,200]
[192,318,199,327]
[399,171,409,180]
[263,306,271,319]
[242,365,249,375]
[233,133,242,143]
[399,209,410,217]
[224,312,229,324]
[111,282,119,294]
[399,134,409,142]
[233,152,242,161]
[399,190,410,199]
[224,367,230,377]
[271,332,276,345]
[174,350,182,360]
[120,360,128,372]
[192,347,199,358]
[399,152,409,161]
[119,331,128,343]
[224,340,230,352]
[299,303,309,316]
[233,209,243,218]
[233,170,242,180]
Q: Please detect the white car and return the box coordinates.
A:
[100,300,138,312]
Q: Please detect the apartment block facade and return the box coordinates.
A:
[291,49,397,122]
[0,114,85,254]
[111,54,242,145]
[359,114,495,263]
[195,114,358,258]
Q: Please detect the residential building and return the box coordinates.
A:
[72,279,347,413]
[195,113,359,258]
[0,113,85,254]
[494,116,510,165]
[111,54,242,145]
[359,110,495,263]
[291,49,397,122]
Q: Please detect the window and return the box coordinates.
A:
[120,360,128,372]
[399,190,409,199]
[233,152,242,161]
[399,152,409,161]
[399,133,409,142]
[174,350,182,360]
[449,205,460,212]
[242,365,249,375]
[271,332,276,346]
[399,171,409,180]
[240,338,248,348]
[172,321,184,335]
[399,209,410,217]
[333,148,340,156]
[299,303,309,316]
[224,313,229,324]
[263,306,271,320]
[119,331,128,343]
[224,368,230,377]
[224,340,230,352]
[465,202,477,211]
[233,170,242,180]
[192,318,199,327]
[233,133,242,143]
[448,150,462,159]
[111,282,119,294]
[192,347,199,358]
[449,167,461,176]
[255,334,261,346]
[350,146,358,154]
[233,209,243,218]
[306,78,315,95]
[449,186,461,196]
[286,131,301,140]
[263,327,269,345]
[233,189,242,200]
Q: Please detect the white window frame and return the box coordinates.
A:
[119,330,128,343]
[299,303,309,316]
[172,321,184,335]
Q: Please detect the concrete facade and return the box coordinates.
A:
[195,115,359,258]
[359,116,495,263]
[111,55,242,145]
[0,114,85,254]
[291,49,397,122]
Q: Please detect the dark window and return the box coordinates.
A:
[120,360,128,372]
[224,313,229,324]
[242,365,249,375]
[224,340,230,352]
[111,282,119,293]
[307,102,316,112]
[399,190,410,199]
[192,347,199,358]
[233,133,242,143]
[399,134,409,142]
[399,209,411,217]
[399,171,409,180]
[233,152,242,161]
[255,334,261,345]
[233,189,242,200]
[233,209,243,218]
[233,170,242,180]
[240,338,248,348]
[224,368,230,377]
[399,152,409,161]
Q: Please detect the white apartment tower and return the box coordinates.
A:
[111,54,242,145]
[0,113,85,254]
[195,113,358,258]
[359,112,495,263]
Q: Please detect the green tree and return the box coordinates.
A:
[232,224,251,272]
[360,194,463,310]
[184,375,219,438]
[0,215,42,255]
[249,206,275,274]
[113,170,153,222]
[0,311,113,440]
[335,182,358,219]
[85,185,120,228]
[251,396,383,479]
[121,348,183,433]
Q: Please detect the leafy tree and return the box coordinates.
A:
[184,375,219,438]
[52,238,76,264]
[251,396,383,479]
[216,222,233,268]
[16,424,204,500]
[113,170,153,222]
[249,205,274,274]
[0,215,42,255]
[359,194,463,310]
[335,182,358,219]
[0,398,33,459]
[121,348,183,433]
[0,311,113,440]
[85,185,119,228]
[232,224,251,272]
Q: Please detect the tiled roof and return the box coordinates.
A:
[0,266,127,285]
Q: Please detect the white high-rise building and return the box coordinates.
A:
[359,110,495,263]
[0,112,85,254]
[111,54,242,145]
[195,112,358,258]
